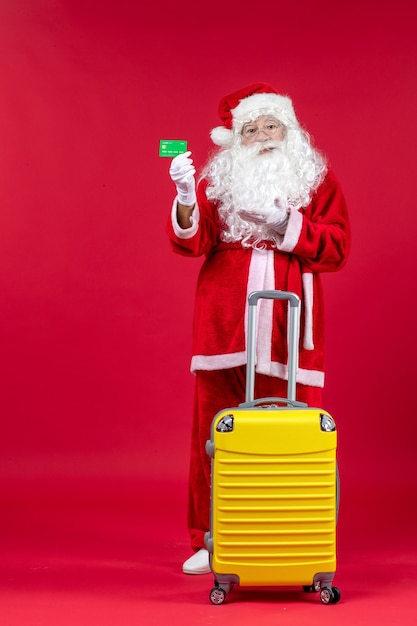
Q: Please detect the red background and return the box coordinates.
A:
[1,1,417,624]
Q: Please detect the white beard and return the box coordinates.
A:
[203,129,327,248]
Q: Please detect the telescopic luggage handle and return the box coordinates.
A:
[246,290,301,403]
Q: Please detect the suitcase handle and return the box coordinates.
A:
[246,290,301,404]
[239,397,307,408]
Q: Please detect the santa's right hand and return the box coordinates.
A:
[169,151,196,206]
[238,209,267,225]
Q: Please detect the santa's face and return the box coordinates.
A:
[241,115,285,148]
[204,115,327,248]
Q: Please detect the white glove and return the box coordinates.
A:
[239,202,289,235]
[169,151,196,206]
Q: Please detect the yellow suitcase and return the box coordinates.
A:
[205,291,340,605]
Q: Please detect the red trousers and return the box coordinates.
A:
[187,367,323,551]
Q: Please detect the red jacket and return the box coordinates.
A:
[167,171,350,388]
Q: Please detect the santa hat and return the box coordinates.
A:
[210,82,298,147]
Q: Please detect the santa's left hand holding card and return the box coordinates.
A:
[169,151,196,207]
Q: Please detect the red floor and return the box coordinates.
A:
[2,476,416,626]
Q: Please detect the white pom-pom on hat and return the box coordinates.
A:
[210,126,234,147]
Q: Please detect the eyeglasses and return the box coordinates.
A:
[241,120,285,141]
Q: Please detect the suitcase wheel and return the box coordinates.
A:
[302,583,319,593]
[209,586,226,605]
[320,586,341,605]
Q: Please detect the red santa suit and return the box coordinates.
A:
[168,170,350,551]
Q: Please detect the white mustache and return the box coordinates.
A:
[251,140,283,154]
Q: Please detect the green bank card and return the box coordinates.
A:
[159,139,188,157]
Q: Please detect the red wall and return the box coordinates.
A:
[1,0,416,492]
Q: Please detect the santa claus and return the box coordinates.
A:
[167,83,350,574]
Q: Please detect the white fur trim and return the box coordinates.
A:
[277,208,303,252]
[257,360,324,387]
[191,352,247,372]
[191,353,324,387]
[246,249,275,375]
[302,273,314,350]
[170,196,200,239]
[210,126,234,147]
[232,93,297,127]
